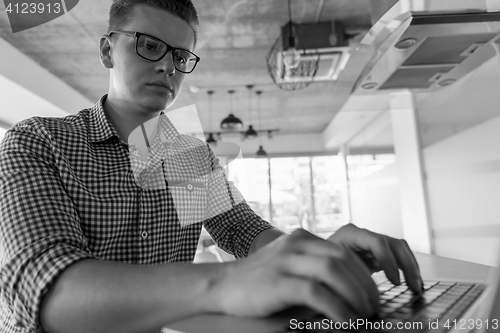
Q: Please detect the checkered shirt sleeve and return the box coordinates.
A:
[0,119,94,332]
[202,145,273,259]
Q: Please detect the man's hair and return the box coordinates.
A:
[108,0,199,46]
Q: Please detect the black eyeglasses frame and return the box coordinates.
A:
[108,30,200,74]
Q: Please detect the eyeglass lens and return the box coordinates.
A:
[137,35,198,73]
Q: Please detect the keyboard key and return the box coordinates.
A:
[439,295,460,302]
[378,283,394,293]
[390,285,409,293]
[383,290,403,297]
[429,300,451,309]
[424,281,439,289]
[422,295,439,304]
[453,285,472,292]
[380,293,396,300]
[425,290,446,297]
[446,290,467,298]
[391,297,412,304]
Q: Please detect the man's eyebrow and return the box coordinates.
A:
[143,31,193,50]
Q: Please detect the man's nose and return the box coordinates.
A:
[155,51,176,76]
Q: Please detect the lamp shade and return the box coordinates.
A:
[220,113,243,130]
[244,125,258,140]
[282,47,301,69]
[256,145,267,157]
[206,133,217,145]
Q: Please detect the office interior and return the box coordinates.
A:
[1,0,500,267]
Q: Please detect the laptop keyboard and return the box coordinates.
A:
[276,280,486,333]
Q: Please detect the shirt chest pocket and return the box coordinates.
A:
[168,180,208,227]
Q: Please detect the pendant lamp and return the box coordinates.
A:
[256,145,268,157]
[206,133,217,144]
[255,90,267,157]
[220,90,243,130]
[205,90,217,145]
[244,85,258,140]
[282,0,301,69]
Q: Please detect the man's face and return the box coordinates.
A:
[107,4,196,113]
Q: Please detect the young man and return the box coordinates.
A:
[0,1,423,332]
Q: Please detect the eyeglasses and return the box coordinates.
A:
[108,30,200,74]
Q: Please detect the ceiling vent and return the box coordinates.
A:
[266,21,352,89]
[353,11,500,94]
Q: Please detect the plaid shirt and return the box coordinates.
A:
[0,95,272,333]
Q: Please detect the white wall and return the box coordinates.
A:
[423,114,500,265]
[349,163,404,239]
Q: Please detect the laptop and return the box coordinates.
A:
[162,252,500,333]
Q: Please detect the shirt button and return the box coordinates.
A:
[187,183,194,191]
[141,231,148,239]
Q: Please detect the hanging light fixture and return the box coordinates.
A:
[282,0,301,69]
[245,127,258,140]
[206,133,217,144]
[256,145,268,157]
[255,90,267,158]
[265,0,319,90]
[205,90,217,145]
[243,85,258,140]
[220,90,243,130]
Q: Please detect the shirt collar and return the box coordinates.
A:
[88,95,121,143]
[88,95,180,144]
[158,111,180,144]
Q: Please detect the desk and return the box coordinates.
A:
[163,253,497,333]
[377,252,493,283]
[414,252,493,282]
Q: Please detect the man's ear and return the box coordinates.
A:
[99,35,113,69]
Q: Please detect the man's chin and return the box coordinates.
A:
[141,96,170,113]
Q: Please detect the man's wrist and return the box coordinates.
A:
[200,262,236,315]
[248,227,287,255]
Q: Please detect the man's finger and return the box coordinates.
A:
[330,225,422,293]
[389,239,423,294]
[296,230,381,309]
[364,234,401,285]
[280,253,377,317]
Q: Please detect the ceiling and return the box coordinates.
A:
[0,0,384,137]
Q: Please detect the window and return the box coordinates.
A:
[226,154,352,236]
[311,156,346,234]
[226,157,271,222]
[270,157,311,233]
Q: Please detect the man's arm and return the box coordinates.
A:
[42,226,424,333]
[248,227,286,255]
[40,260,226,333]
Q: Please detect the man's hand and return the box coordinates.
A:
[328,223,423,295]
[207,229,380,322]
